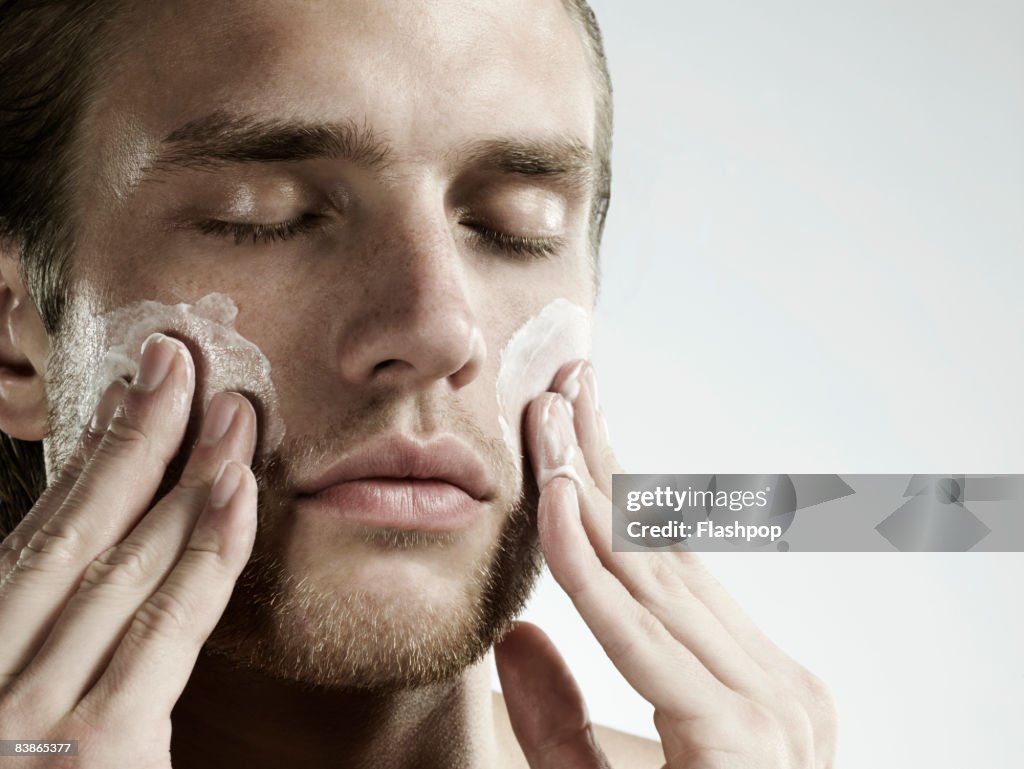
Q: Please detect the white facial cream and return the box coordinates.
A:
[495,298,591,472]
[82,293,285,456]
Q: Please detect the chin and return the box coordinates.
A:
[204,496,544,691]
[287,509,503,584]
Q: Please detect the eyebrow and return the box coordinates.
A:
[145,111,595,191]
[151,111,392,172]
[455,137,595,192]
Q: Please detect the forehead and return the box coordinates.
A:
[89,0,595,170]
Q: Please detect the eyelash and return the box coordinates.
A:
[464,225,563,259]
[196,216,562,258]
[197,214,326,245]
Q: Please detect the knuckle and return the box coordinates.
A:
[602,624,639,663]
[103,415,151,451]
[66,700,111,748]
[673,550,716,586]
[798,671,838,754]
[774,693,816,762]
[15,518,85,572]
[638,557,699,618]
[129,589,195,645]
[800,666,838,721]
[634,604,667,643]
[645,552,676,585]
[802,667,835,716]
[186,525,229,561]
[736,699,781,742]
[174,470,210,494]
[606,606,663,662]
[80,542,155,591]
[645,553,688,596]
[0,531,24,557]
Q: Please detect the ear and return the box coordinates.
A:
[0,241,50,441]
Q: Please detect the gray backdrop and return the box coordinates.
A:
[491,2,1024,767]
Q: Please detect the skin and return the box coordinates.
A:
[0,1,838,767]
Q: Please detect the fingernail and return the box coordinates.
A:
[558,360,587,404]
[133,333,180,391]
[210,461,243,509]
[90,379,129,433]
[542,397,574,468]
[538,397,582,488]
[200,394,239,447]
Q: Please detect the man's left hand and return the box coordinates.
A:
[495,360,838,769]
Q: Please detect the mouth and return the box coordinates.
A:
[294,436,493,532]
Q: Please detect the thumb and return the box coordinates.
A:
[494,621,612,769]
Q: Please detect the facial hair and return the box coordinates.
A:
[44,317,544,693]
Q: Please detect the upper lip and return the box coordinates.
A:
[294,435,493,502]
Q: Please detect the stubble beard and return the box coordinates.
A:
[205,465,543,693]
[44,316,545,693]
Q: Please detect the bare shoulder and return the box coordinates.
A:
[593,723,665,768]
[491,690,664,768]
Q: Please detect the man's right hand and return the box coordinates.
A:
[0,333,258,768]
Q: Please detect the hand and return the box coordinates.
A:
[0,333,258,768]
[496,360,838,768]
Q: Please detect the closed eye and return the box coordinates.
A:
[197,213,327,245]
[463,224,564,259]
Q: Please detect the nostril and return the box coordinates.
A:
[373,359,401,375]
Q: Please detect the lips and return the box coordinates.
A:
[294,436,493,532]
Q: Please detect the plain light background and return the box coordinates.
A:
[491,2,1024,767]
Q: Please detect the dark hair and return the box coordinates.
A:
[563,0,615,254]
[0,0,613,534]
[0,0,116,534]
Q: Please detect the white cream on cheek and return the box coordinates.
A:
[82,293,285,456]
[495,298,591,475]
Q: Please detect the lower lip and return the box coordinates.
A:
[298,479,485,532]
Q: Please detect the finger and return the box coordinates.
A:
[0,333,194,679]
[534,395,775,701]
[526,392,601,498]
[537,475,734,721]
[551,360,620,498]
[665,550,837,748]
[77,460,257,724]
[0,379,129,583]
[553,360,822,699]
[7,394,256,716]
[532,387,828,760]
[495,621,611,769]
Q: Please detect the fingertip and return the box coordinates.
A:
[199,461,258,552]
[88,378,130,435]
[537,476,578,546]
[551,358,588,404]
[235,465,260,544]
[494,620,593,763]
[209,460,244,510]
[229,392,259,463]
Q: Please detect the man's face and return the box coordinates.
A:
[45,0,597,688]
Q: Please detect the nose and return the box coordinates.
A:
[333,213,486,392]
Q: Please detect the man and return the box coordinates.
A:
[0,1,837,766]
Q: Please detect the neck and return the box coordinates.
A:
[171,648,502,769]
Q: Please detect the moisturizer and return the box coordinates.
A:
[495,298,591,473]
[83,293,285,456]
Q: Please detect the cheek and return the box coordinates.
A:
[82,293,286,457]
[495,298,591,465]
